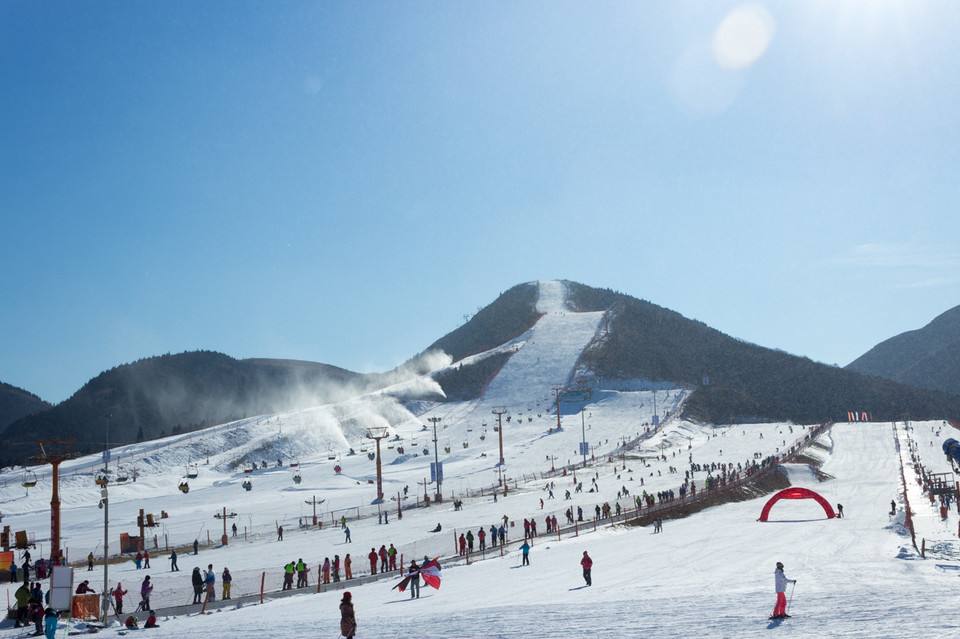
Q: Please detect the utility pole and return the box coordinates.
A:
[366,427,389,504]
[101,414,110,623]
[214,507,237,545]
[427,416,443,501]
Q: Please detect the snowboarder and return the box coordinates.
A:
[340,591,357,639]
[580,551,593,586]
[430,523,442,533]
[771,561,796,619]
[144,610,158,628]
[520,541,531,566]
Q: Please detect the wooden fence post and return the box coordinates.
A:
[260,571,265,604]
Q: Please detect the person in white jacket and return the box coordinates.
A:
[771,562,797,619]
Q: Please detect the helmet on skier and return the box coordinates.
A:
[776,562,783,569]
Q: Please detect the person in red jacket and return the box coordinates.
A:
[580,551,593,586]
[378,545,388,573]
[368,549,378,575]
[458,534,467,556]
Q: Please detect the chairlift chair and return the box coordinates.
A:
[178,481,190,494]
[293,473,302,485]
[21,470,38,488]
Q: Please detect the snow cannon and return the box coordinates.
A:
[942,438,960,465]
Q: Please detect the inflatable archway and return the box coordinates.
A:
[758,487,835,522]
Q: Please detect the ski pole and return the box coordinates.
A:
[788,581,796,610]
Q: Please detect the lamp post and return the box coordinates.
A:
[366,427,389,504]
[427,417,442,501]
[101,414,110,623]
[492,407,507,487]
[580,408,588,468]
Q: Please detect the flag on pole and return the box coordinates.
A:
[393,558,442,592]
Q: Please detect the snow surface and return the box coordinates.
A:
[2,281,957,637]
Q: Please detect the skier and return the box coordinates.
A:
[192,567,204,603]
[134,551,143,570]
[520,541,531,566]
[837,503,844,519]
[771,561,797,619]
[170,549,179,571]
[379,545,389,572]
[407,560,421,599]
[87,552,94,571]
[344,525,352,543]
[43,607,58,639]
[368,548,378,575]
[322,557,330,585]
[15,582,30,627]
[388,544,398,571]
[277,525,284,541]
[889,499,896,516]
[222,567,232,600]
[466,530,474,552]
[458,533,467,557]
[111,582,127,615]
[344,554,353,580]
[580,551,593,586]
[297,558,308,587]
[232,522,238,537]
[340,591,357,639]
[143,550,151,569]
[490,524,498,548]
[283,560,295,590]
[478,527,486,551]
[140,575,153,610]
[333,555,341,582]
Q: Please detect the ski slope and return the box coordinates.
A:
[6,422,955,639]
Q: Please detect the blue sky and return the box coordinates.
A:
[2,1,959,403]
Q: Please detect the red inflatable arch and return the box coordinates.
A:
[758,487,836,522]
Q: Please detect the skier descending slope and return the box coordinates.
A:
[580,551,593,586]
[771,562,797,620]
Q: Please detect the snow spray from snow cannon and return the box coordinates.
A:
[942,439,960,468]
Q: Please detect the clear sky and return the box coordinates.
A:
[2,1,959,403]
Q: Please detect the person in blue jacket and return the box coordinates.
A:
[43,608,58,639]
[520,541,531,566]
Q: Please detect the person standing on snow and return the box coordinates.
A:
[344,554,353,580]
[580,551,593,586]
[222,567,232,600]
[111,582,127,615]
[520,541,531,566]
[407,560,421,599]
[379,545,389,572]
[339,591,357,639]
[771,562,796,619]
[192,567,204,603]
[368,549,378,575]
[836,503,844,519]
[344,525,352,543]
[169,549,179,571]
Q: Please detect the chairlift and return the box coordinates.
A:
[178,481,190,494]
[327,450,337,461]
[241,480,253,492]
[444,444,451,454]
[397,446,405,455]
[367,452,376,461]
[462,441,469,449]
[185,464,199,479]
[95,471,109,487]
[21,470,37,489]
[293,473,302,485]
[422,448,429,456]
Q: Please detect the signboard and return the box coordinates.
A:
[430,462,444,484]
[50,565,74,611]
[652,415,660,427]
[579,442,590,456]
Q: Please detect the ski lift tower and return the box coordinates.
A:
[492,407,508,488]
[427,417,443,502]
[366,426,389,504]
[32,439,78,565]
